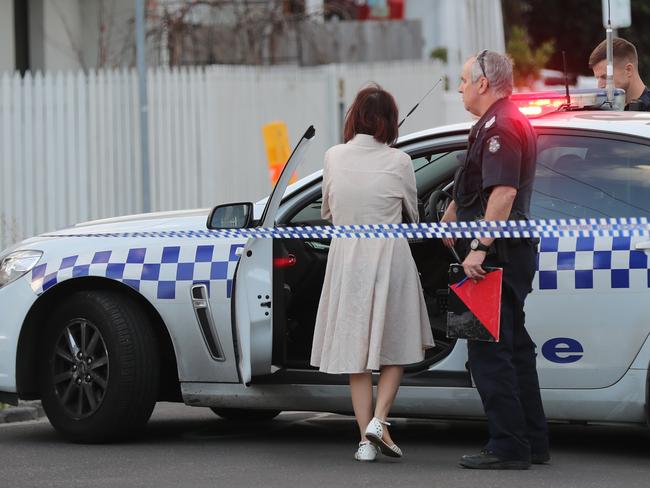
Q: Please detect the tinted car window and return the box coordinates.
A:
[288,196,324,226]
[411,150,466,192]
[287,149,465,226]
[531,134,650,219]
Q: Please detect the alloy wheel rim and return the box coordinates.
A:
[52,319,110,419]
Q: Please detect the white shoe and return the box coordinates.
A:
[354,441,378,462]
[364,417,403,458]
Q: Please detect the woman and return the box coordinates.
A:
[310,84,434,462]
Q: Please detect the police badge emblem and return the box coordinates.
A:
[488,135,500,153]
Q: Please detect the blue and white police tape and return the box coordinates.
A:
[49,217,650,239]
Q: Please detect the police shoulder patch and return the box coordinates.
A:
[488,135,501,153]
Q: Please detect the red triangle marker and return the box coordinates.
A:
[450,269,503,341]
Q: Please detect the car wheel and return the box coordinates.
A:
[39,291,160,443]
[210,408,281,422]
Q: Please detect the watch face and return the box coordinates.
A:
[471,239,478,250]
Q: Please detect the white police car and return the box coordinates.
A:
[1,93,650,443]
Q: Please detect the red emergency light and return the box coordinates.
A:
[510,88,626,117]
[510,92,567,117]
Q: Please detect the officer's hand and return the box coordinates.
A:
[442,237,456,248]
[462,251,487,281]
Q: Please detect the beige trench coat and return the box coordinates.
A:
[310,134,435,374]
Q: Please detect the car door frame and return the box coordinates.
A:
[231,126,316,385]
[269,131,475,387]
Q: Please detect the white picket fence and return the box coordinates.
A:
[0,61,467,249]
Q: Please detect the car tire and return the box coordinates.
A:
[39,291,160,443]
[210,408,281,422]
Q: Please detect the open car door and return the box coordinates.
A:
[233,126,315,384]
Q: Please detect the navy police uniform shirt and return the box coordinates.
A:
[453,97,537,223]
[626,86,650,111]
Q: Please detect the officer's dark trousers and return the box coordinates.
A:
[467,241,549,461]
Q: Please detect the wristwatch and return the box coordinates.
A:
[470,238,490,253]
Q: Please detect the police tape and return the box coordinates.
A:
[50,217,650,239]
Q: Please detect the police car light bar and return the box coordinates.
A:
[511,88,626,117]
[511,92,566,117]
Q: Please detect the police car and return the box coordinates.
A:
[1,90,650,443]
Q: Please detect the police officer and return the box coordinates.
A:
[440,50,550,469]
[589,37,650,111]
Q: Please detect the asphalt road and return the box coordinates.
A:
[1,402,649,488]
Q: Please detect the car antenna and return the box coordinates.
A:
[398,77,443,128]
[605,0,615,105]
[562,50,571,109]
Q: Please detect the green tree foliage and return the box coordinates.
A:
[502,0,650,82]
[507,26,555,88]
[430,46,448,64]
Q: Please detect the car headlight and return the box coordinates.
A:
[0,250,43,288]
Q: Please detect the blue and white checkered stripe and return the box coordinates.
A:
[31,243,245,300]
[47,217,650,240]
[536,236,649,291]
[38,217,650,294]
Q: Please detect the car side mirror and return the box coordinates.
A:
[207,202,254,229]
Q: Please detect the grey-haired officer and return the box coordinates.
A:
[440,50,550,469]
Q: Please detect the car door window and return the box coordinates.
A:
[531,134,650,219]
[287,195,325,226]
[286,149,466,226]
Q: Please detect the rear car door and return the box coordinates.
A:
[526,130,650,388]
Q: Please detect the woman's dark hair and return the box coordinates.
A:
[343,83,399,145]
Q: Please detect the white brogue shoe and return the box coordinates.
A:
[354,441,378,462]
[364,417,403,458]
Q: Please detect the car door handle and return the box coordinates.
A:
[635,241,650,251]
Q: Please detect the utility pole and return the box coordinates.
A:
[136,0,151,213]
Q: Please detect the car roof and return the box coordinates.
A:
[397,110,650,145]
[264,110,650,207]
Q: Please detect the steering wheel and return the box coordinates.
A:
[425,180,454,223]
[426,189,453,223]
[425,182,461,262]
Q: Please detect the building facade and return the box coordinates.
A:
[0,0,504,76]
